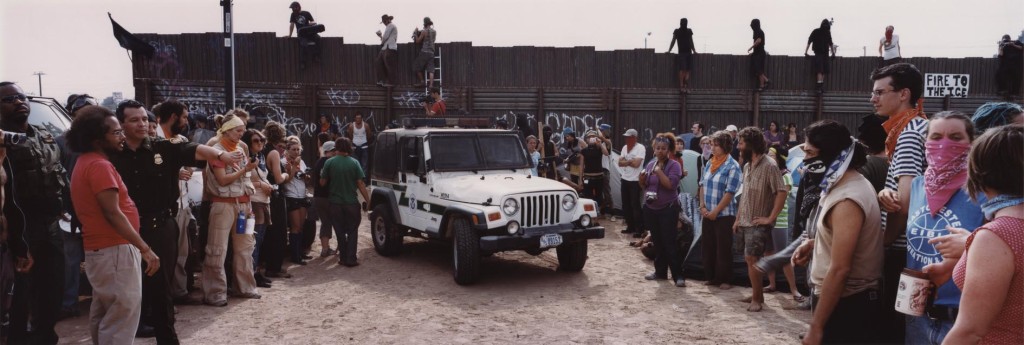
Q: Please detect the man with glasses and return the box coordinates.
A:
[869,63,928,343]
[108,100,241,344]
[0,81,68,344]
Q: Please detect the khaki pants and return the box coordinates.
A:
[201,202,257,303]
[85,244,142,345]
[172,206,193,298]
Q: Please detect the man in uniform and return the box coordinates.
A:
[110,100,242,344]
[0,81,67,344]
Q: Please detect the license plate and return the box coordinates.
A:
[539,233,563,248]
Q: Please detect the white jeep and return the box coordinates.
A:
[367,118,605,285]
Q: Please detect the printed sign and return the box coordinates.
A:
[924,74,969,98]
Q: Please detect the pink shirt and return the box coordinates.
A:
[954,217,1024,344]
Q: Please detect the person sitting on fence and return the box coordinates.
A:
[287,2,322,69]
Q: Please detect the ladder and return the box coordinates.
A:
[421,46,442,97]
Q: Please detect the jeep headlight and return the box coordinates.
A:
[507,221,520,235]
[579,214,592,227]
[561,194,577,211]
[502,198,519,216]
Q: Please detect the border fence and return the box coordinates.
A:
[133,32,1012,151]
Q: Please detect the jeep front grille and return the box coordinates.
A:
[518,194,560,228]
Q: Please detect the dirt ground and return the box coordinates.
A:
[55,216,810,344]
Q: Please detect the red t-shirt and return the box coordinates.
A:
[430,101,446,116]
[71,152,141,250]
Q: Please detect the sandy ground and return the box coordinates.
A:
[55,216,810,344]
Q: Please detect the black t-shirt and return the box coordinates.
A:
[752,29,766,54]
[312,156,329,198]
[581,145,604,174]
[290,11,314,29]
[673,28,695,54]
[689,135,703,155]
[808,29,833,55]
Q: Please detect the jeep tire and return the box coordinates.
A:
[451,217,481,285]
[371,204,403,257]
[556,240,588,272]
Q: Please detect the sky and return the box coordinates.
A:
[1,0,1021,104]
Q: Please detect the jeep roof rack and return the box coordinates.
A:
[402,117,493,129]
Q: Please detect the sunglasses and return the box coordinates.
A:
[1,94,27,104]
[251,138,266,143]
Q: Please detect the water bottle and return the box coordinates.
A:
[0,132,29,148]
[236,211,246,234]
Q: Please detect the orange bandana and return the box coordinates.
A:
[220,137,239,155]
[709,154,728,174]
[882,105,927,159]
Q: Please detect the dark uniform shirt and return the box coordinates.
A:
[2,124,67,255]
[109,136,199,215]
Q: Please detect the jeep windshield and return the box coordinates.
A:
[430,133,530,171]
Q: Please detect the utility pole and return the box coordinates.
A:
[32,71,45,96]
[644,32,651,49]
[221,0,235,110]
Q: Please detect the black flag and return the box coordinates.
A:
[109,13,155,59]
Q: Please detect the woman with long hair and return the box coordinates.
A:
[242,129,273,288]
[764,121,784,148]
[639,136,686,287]
[261,121,292,278]
[785,123,801,150]
[281,137,310,265]
[201,113,260,305]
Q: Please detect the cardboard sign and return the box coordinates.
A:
[924,74,970,98]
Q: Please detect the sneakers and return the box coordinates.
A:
[339,260,360,267]
[644,272,667,281]
[320,248,336,258]
[203,299,228,307]
[230,292,262,299]
[674,279,687,287]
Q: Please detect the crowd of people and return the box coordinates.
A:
[1,47,1022,345]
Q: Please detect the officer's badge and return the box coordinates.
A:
[154,153,164,165]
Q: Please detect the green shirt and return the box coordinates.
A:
[321,155,364,204]
[774,173,793,228]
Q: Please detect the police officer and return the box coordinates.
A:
[0,81,67,344]
[110,100,243,344]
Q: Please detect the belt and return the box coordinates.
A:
[926,305,958,322]
[211,195,250,203]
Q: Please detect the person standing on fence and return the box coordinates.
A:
[804,19,836,95]
[997,34,1024,98]
[412,17,437,88]
[376,14,398,88]
[287,2,321,69]
[668,18,697,93]
[748,19,770,92]
[878,25,901,66]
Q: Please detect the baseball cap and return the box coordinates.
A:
[289,2,300,9]
[599,124,612,132]
[381,14,394,23]
[725,124,738,132]
[622,129,638,137]
[322,141,336,152]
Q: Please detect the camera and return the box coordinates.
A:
[0,132,28,148]
[419,93,434,104]
[644,191,658,204]
[296,167,312,179]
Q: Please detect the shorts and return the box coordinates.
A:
[734,225,769,257]
[750,52,767,75]
[412,51,435,73]
[812,54,830,74]
[286,197,311,211]
[768,226,789,253]
[676,53,693,71]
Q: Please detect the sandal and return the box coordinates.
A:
[763,287,776,294]
[793,294,806,302]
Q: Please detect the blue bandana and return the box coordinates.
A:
[980,194,1024,220]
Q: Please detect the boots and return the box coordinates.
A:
[289,233,307,265]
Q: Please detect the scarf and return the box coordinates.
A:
[708,154,728,174]
[923,139,971,216]
[882,106,927,159]
[819,138,857,199]
[219,137,239,155]
[980,195,1024,221]
[792,157,827,242]
[884,29,893,45]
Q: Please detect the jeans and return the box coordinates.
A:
[906,315,954,345]
[330,203,362,264]
[376,49,397,83]
[643,204,683,280]
[61,231,83,310]
[620,180,643,232]
[353,146,369,180]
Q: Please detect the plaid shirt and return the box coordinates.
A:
[699,156,742,217]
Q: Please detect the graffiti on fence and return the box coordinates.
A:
[147,41,183,85]
[326,88,361,106]
[493,111,655,148]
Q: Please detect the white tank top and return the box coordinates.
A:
[352,124,367,146]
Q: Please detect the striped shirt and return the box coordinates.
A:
[700,156,742,217]
[775,173,793,228]
[736,155,786,227]
[882,117,928,248]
